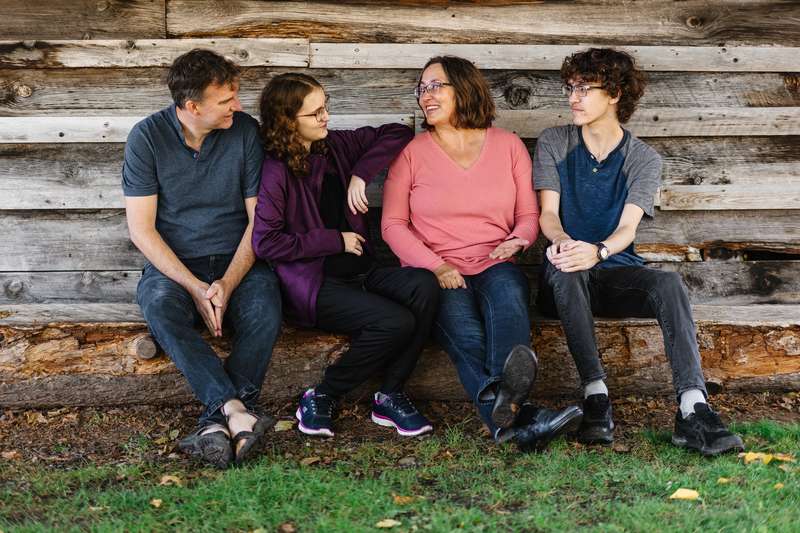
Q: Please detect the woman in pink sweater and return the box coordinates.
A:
[382,56,583,450]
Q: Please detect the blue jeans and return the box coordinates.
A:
[137,255,282,426]
[434,262,531,435]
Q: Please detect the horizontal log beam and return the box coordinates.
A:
[0,114,413,143]
[1,304,798,407]
[660,184,800,210]
[311,43,800,71]
[0,39,309,68]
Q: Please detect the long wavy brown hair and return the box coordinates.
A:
[418,55,495,131]
[259,73,326,177]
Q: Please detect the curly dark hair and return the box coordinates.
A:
[259,73,327,177]
[418,56,495,130]
[167,49,240,109]
[560,48,647,124]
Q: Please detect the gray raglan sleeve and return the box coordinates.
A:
[241,115,265,198]
[122,122,159,197]
[623,142,662,218]
[533,127,564,193]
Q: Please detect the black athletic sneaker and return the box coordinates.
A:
[371,391,433,437]
[577,394,615,445]
[672,403,744,456]
[296,388,336,437]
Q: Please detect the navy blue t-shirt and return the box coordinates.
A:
[533,125,662,268]
[122,105,264,259]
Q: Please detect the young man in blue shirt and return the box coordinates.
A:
[534,48,743,456]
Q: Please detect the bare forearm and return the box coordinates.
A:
[539,211,571,244]
[131,229,200,291]
[221,222,256,290]
[601,224,637,255]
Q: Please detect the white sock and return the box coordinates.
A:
[680,389,707,418]
[584,380,608,399]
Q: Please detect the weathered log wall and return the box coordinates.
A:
[1,1,799,407]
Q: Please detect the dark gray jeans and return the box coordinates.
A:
[538,261,707,399]
[138,255,282,426]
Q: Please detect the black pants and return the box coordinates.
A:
[314,267,440,397]
[538,261,707,399]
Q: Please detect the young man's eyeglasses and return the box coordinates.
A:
[297,94,330,122]
[414,81,453,99]
[561,84,604,98]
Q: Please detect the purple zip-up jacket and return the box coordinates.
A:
[252,124,414,327]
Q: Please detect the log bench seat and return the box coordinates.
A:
[2,303,799,409]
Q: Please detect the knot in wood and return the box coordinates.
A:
[235,48,249,60]
[504,85,531,108]
[96,0,110,12]
[5,280,24,297]
[13,83,32,98]
[685,16,703,28]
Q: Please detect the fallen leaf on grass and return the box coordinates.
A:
[24,411,47,424]
[277,523,297,533]
[150,499,163,508]
[274,420,295,432]
[88,506,106,512]
[300,456,321,466]
[397,456,417,467]
[774,483,785,490]
[1,451,20,460]
[740,452,773,465]
[612,443,631,453]
[375,519,402,528]
[669,488,700,500]
[779,464,795,473]
[393,494,415,505]
[159,475,183,487]
[717,477,731,484]
[773,453,795,463]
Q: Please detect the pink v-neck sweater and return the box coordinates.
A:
[382,127,539,275]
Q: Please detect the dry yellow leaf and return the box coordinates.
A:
[300,456,321,466]
[159,475,183,487]
[717,477,731,484]
[669,488,700,500]
[375,519,402,528]
[150,499,163,508]
[393,494,415,505]
[1,451,20,461]
[740,452,773,465]
[88,506,106,512]
[773,453,796,463]
[774,483,785,490]
[779,464,795,473]
[274,420,295,432]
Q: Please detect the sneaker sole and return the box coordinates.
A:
[577,423,615,445]
[295,407,334,438]
[492,346,539,429]
[371,412,433,437]
[671,434,745,457]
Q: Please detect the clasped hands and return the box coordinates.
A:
[190,278,232,338]
[547,239,600,272]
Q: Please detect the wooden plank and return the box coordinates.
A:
[2,209,799,272]
[660,184,800,210]
[0,0,166,40]
[0,272,139,305]
[312,43,800,71]
[0,114,414,143]
[4,69,800,117]
[167,1,800,46]
[0,39,309,68]
[484,108,800,138]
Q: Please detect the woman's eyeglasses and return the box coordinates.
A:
[414,81,453,99]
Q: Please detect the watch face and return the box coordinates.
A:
[601,247,609,259]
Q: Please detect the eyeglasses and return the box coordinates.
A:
[297,94,330,122]
[561,84,604,98]
[414,81,453,99]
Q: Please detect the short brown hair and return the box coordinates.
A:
[560,48,647,124]
[259,73,326,177]
[167,49,240,108]
[419,56,495,130]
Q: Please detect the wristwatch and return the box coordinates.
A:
[595,242,609,262]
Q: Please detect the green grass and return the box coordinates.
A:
[1,421,798,532]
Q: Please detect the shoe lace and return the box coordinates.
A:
[310,392,336,418]
[386,392,418,416]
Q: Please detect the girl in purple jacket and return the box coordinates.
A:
[252,73,438,438]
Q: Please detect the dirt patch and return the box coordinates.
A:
[0,392,797,469]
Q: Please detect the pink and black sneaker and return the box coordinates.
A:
[371,391,433,437]
[296,388,336,437]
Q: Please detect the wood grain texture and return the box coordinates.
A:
[0,272,140,304]
[0,39,308,68]
[311,43,800,71]
[166,1,800,46]
[660,184,800,210]
[0,114,412,143]
[0,0,166,40]
[2,209,798,271]
[3,69,799,117]
[1,305,799,406]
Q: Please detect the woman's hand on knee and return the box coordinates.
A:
[434,262,467,289]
